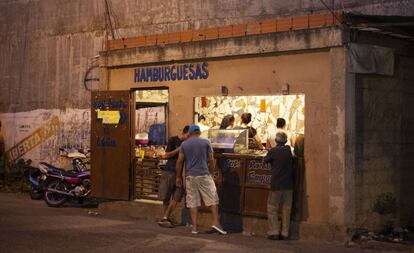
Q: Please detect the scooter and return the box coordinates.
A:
[28,148,90,200]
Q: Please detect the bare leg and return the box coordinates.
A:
[210,204,220,226]
[189,207,198,231]
[162,204,168,218]
[163,199,177,219]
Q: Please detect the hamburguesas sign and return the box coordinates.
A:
[134,62,209,82]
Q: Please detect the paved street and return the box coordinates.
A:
[0,193,410,253]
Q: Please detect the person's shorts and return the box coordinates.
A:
[186,175,219,208]
[158,170,184,205]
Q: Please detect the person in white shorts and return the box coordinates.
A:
[176,124,227,235]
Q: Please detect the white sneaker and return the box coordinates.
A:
[212,225,227,235]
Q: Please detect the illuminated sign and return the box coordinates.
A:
[134,62,209,82]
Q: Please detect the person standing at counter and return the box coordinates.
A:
[237,112,263,149]
[219,114,235,129]
[158,125,190,228]
[264,132,293,240]
[266,118,292,149]
[197,114,210,133]
[176,124,227,235]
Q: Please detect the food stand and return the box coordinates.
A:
[133,121,303,218]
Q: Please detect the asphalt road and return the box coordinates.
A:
[0,193,410,253]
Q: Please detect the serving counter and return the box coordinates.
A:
[134,152,272,217]
[215,153,271,217]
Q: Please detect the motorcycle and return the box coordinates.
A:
[28,148,90,201]
[44,149,91,207]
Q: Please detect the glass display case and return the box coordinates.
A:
[208,129,249,153]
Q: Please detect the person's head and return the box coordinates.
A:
[240,113,252,125]
[188,124,201,136]
[198,115,206,124]
[219,115,235,129]
[275,132,288,146]
[180,125,190,140]
[276,118,286,129]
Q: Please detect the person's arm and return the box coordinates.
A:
[175,151,185,187]
[162,147,180,159]
[266,139,271,149]
[208,152,215,175]
[254,134,264,149]
[161,137,179,159]
[263,149,273,164]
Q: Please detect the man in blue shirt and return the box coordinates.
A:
[176,124,227,235]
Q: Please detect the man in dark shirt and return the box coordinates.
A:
[264,132,293,240]
[158,125,189,227]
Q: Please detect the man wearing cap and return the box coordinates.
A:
[264,132,293,240]
[176,124,227,235]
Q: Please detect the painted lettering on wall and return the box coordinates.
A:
[6,116,60,162]
[134,62,209,83]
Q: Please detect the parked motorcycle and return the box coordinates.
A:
[28,148,90,201]
[44,149,91,207]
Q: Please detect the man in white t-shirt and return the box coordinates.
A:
[197,115,210,133]
[266,118,292,149]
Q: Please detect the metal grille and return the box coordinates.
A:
[135,158,162,200]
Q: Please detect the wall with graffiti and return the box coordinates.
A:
[0,109,90,168]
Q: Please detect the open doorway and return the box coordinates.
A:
[133,87,169,200]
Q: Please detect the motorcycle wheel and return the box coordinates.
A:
[29,186,44,200]
[44,181,68,207]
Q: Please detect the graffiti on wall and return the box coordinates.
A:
[6,116,60,162]
[0,109,90,168]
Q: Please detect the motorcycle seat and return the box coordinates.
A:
[41,163,78,177]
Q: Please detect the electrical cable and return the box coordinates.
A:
[104,0,115,39]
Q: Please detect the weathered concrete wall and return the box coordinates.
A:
[1,0,413,113]
[354,54,414,229]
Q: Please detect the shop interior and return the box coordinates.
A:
[134,91,305,156]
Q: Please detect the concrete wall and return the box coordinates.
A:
[1,0,413,112]
[1,0,413,165]
[354,54,414,230]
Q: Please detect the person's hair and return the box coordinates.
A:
[198,115,206,122]
[275,132,288,145]
[182,125,190,134]
[241,113,252,125]
[276,118,286,128]
[220,115,235,129]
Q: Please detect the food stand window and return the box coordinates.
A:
[194,95,305,141]
[134,88,169,200]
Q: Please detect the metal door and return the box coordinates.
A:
[91,91,132,200]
